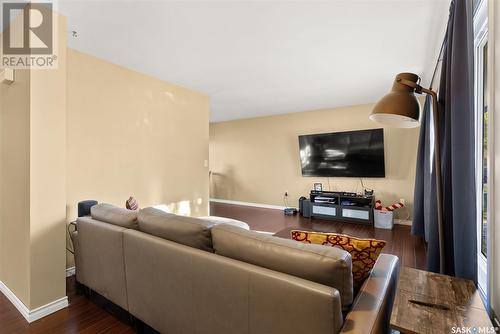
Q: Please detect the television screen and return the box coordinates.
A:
[298,128,385,177]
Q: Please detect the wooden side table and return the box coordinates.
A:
[390,267,495,334]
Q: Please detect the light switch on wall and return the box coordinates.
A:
[204,160,208,167]
[0,68,15,84]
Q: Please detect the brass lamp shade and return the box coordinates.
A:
[370,73,421,128]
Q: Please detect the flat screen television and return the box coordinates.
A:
[298,128,385,177]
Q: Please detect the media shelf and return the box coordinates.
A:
[301,190,375,226]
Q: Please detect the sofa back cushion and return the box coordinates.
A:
[123,229,344,334]
[138,207,214,252]
[211,224,353,307]
[91,203,138,229]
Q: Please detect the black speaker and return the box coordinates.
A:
[302,199,311,218]
[299,197,311,217]
[298,197,306,214]
[78,200,98,217]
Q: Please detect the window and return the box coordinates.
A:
[480,41,488,258]
[473,0,488,303]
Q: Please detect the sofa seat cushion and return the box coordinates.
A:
[198,216,250,230]
[91,203,138,229]
[138,208,215,252]
[211,224,353,307]
[291,230,386,289]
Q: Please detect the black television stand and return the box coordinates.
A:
[300,190,375,226]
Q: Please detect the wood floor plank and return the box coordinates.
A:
[0,277,135,334]
[210,201,427,270]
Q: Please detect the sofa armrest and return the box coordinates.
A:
[340,254,399,334]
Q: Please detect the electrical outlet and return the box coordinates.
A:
[400,198,405,205]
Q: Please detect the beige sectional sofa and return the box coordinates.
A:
[71,203,399,334]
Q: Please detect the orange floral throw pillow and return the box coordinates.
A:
[291,230,386,288]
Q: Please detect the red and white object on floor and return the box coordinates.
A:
[374,200,405,229]
[375,200,405,212]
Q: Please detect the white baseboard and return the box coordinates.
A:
[29,297,69,323]
[66,266,76,277]
[210,198,286,210]
[0,280,68,323]
[210,198,412,226]
[393,219,413,226]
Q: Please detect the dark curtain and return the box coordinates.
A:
[412,96,440,267]
[412,0,477,281]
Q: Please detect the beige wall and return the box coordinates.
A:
[29,17,68,308]
[2,11,209,309]
[1,44,209,302]
[65,49,210,268]
[1,45,210,304]
[0,14,68,309]
[0,69,31,306]
[210,104,420,219]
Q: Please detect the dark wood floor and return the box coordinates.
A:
[0,201,427,333]
[210,201,427,270]
[0,276,135,334]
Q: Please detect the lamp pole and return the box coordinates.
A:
[398,78,445,274]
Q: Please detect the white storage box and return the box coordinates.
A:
[374,210,394,229]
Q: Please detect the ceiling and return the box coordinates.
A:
[57,0,450,122]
